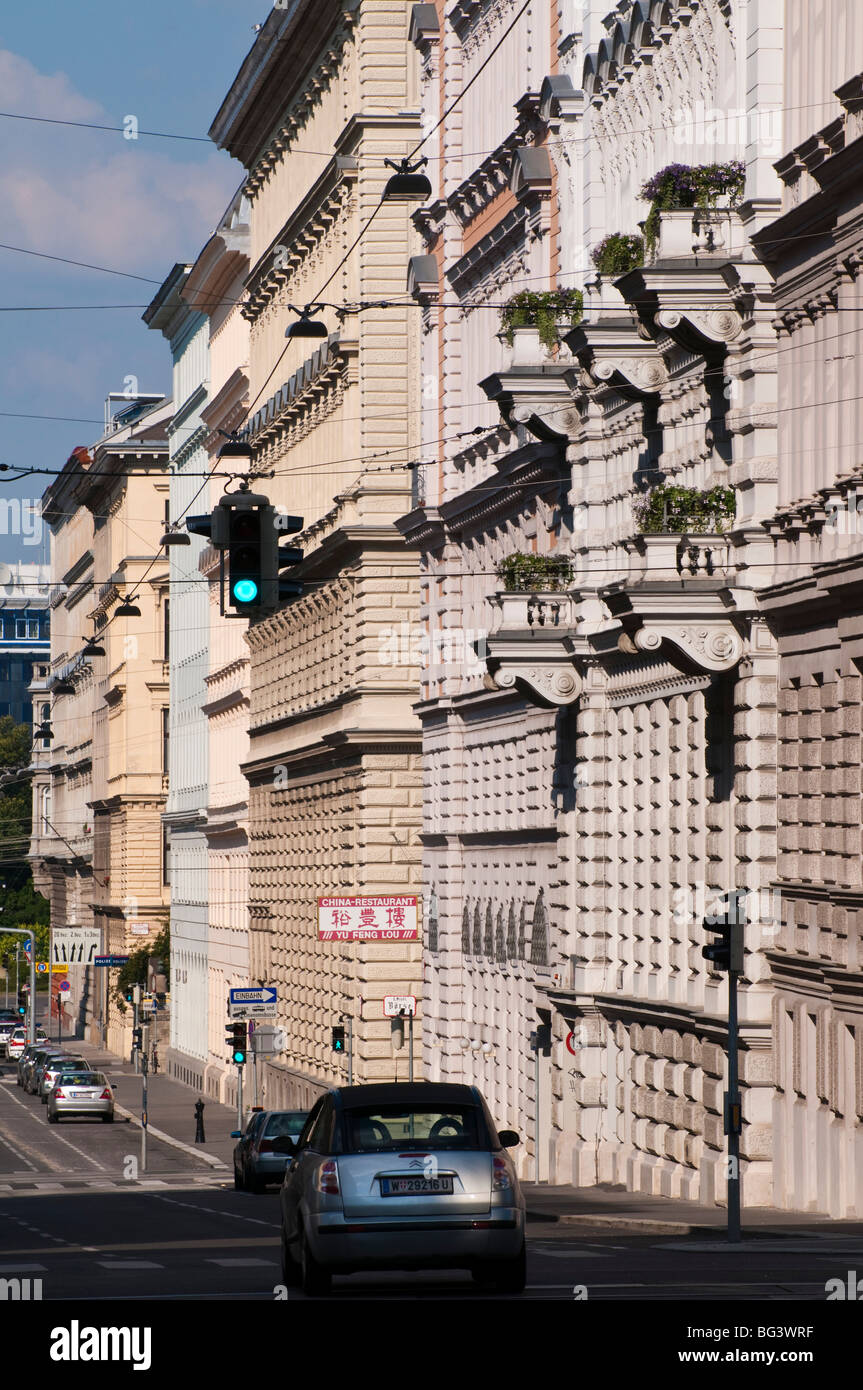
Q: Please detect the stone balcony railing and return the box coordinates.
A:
[624,532,734,580]
[644,206,748,266]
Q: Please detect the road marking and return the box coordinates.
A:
[206,1258,277,1267]
[0,1263,47,1272]
[152,1194,281,1230]
[96,1260,163,1269]
[0,1086,107,1171]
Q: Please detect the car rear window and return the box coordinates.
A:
[61,1073,101,1086]
[341,1105,486,1153]
[264,1112,307,1138]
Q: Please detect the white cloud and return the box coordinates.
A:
[0,47,240,275]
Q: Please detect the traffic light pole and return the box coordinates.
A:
[727,966,741,1243]
[236,1063,243,1132]
[4,929,37,1044]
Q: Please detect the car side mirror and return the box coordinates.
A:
[271,1135,296,1155]
[498,1130,520,1148]
[230,1131,243,1139]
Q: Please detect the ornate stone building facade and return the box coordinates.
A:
[209,1,424,1108]
[399,0,863,1215]
[752,0,863,1217]
[34,400,172,1055]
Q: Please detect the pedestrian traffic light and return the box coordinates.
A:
[332,1025,345,1053]
[227,1022,247,1065]
[125,984,134,1004]
[703,890,746,973]
[132,1027,143,1049]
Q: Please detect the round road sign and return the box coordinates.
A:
[565,1031,579,1056]
[58,980,71,993]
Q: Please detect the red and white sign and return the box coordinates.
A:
[318,896,419,941]
[383,995,417,1018]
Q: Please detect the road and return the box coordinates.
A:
[1,1056,861,1301]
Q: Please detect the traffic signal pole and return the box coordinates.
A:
[727,964,741,1243]
[4,929,37,1044]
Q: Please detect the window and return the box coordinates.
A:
[15,618,39,639]
[163,600,170,663]
[161,708,169,775]
[161,824,171,887]
[40,786,51,834]
[339,1104,485,1154]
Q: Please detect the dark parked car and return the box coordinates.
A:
[232,1110,307,1192]
[277,1082,525,1297]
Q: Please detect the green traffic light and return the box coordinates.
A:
[232,578,259,603]
[232,1049,246,1064]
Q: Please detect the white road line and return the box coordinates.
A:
[96,1260,163,1269]
[0,1087,107,1171]
[206,1258,277,1267]
[0,1263,47,1272]
[152,1194,281,1230]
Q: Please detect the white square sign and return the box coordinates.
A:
[52,928,101,965]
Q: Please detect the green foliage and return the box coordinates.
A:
[0,717,49,931]
[496,552,574,592]
[634,485,736,535]
[499,289,583,349]
[113,923,169,1012]
[592,233,644,277]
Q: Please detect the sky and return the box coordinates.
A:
[0,0,267,569]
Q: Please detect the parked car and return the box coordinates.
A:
[40,1056,88,1102]
[47,1071,114,1123]
[0,1018,23,1055]
[26,1049,69,1095]
[232,1110,308,1192]
[277,1082,525,1297]
[7,1030,30,1062]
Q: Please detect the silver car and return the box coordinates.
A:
[40,1056,88,1102]
[47,1070,114,1123]
[277,1082,525,1296]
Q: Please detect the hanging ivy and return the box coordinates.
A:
[499,288,584,349]
[633,484,736,535]
[496,552,573,591]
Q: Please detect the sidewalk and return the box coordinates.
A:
[68,1036,235,1172]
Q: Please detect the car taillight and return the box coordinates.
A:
[100,1089,112,1100]
[258,1139,274,1153]
[316,1160,340,1195]
[492,1156,512,1191]
[54,1089,65,1099]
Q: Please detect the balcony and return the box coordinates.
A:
[484,588,582,706]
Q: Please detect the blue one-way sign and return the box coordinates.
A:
[229,986,277,1005]
[228,985,277,1020]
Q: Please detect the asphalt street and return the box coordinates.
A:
[1,1056,860,1302]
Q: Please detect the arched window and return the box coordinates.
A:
[462,903,471,955]
[484,904,494,957]
[529,889,549,967]
[473,903,482,956]
[495,907,506,964]
[507,901,518,959]
[427,890,438,953]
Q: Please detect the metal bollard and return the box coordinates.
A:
[194,1097,206,1144]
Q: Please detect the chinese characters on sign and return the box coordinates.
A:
[317,896,419,941]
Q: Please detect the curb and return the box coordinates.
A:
[113,1103,230,1171]
[528,1211,702,1235]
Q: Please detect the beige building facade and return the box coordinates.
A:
[34,400,172,1054]
[209,1,424,1107]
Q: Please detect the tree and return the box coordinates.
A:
[0,717,49,931]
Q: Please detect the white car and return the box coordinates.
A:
[6,1028,44,1061]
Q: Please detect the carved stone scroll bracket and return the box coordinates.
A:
[631,620,743,672]
[489,660,583,706]
[655,306,743,348]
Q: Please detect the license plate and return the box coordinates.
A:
[380,1176,454,1196]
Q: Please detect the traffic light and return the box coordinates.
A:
[132,1027,143,1049]
[226,500,265,612]
[125,984,134,1004]
[703,890,746,973]
[226,1021,247,1065]
[332,1025,345,1053]
[272,513,304,604]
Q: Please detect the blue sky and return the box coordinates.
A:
[0,0,266,567]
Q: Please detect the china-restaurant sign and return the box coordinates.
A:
[317,896,419,941]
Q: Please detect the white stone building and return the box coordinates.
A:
[401,0,861,1215]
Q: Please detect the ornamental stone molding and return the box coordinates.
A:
[480,359,580,442]
[484,590,583,707]
[655,305,743,346]
[602,581,745,673]
[567,315,668,400]
[488,661,583,707]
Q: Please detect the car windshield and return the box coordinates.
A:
[264,1112,307,1137]
[341,1105,486,1153]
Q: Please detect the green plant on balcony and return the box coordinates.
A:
[496,552,574,591]
[499,288,584,350]
[591,233,644,277]
[633,484,736,535]
[639,160,746,255]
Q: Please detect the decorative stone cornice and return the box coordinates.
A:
[484,591,582,707]
[480,358,579,441]
[567,314,667,400]
[601,579,745,673]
